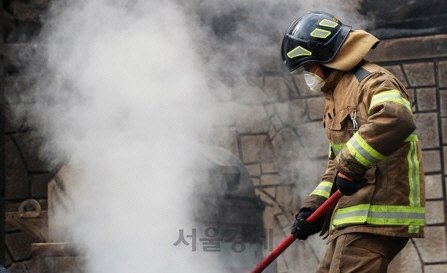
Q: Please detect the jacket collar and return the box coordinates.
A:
[321,69,344,93]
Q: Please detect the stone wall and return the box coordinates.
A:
[3,0,53,272]
[369,35,447,273]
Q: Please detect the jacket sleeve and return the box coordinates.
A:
[335,73,416,180]
[301,157,336,211]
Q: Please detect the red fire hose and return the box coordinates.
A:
[250,190,342,273]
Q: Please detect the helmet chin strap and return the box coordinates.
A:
[320,64,333,79]
[308,63,329,80]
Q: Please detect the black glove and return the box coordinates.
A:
[335,173,365,196]
[291,208,324,240]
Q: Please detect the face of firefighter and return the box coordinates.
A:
[303,63,326,92]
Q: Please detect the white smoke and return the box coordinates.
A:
[11,0,372,272]
[24,0,223,272]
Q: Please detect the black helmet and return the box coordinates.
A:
[281,11,351,72]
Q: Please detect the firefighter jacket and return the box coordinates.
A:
[301,60,426,240]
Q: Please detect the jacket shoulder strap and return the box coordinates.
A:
[351,63,371,82]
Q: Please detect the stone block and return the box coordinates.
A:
[439,61,447,88]
[235,105,270,134]
[260,174,281,186]
[271,114,283,131]
[403,62,435,87]
[246,46,284,75]
[240,135,274,164]
[31,173,53,199]
[6,0,42,22]
[5,221,19,233]
[246,164,261,177]
[414,226,447,263]
[260,191,277,229]
[5,136,29,200]
[6,232,35,261]
[414,113,439,149]
[442,118,447,144]
[261,162,278,174]
[5,250,12,267]
[252,178,261,186]
[440,90,447,118]
[425,175,443,200]
[271,128,298,156]
[388,241,422,273]
[261,186,277,201]
[37,199,48,211]
[426,200,445,225]
[246,75,264,88]
[14,133,47,172]
[296,122,328,157]
[268,125,276,140]
[276,255,289,273]
[407,88,416,107]
[307,97,325,121]
[205,126,239,158]
[416,88,437,111]
[8,262,28,273]
[290,99,308,128]
[443,147,447,175]
[263,75,293,102]
[275,99,311,128]
[31,243,85,273]
[283,239,322,273]
[287,77,302,100]
[276,185,295,215]
[367,35,447,62]
[425,264,447,273]
[274,102,292,127]
[274,213,290,229]
[6,202,21,213]
[384,65,409,86]
[265,103,276,117]
[232,76,269,104]
[5,105,19,134]
[422,150,441,173]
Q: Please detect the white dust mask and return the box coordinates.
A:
[303,68,326,92]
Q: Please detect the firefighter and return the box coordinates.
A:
[281,11,425,272]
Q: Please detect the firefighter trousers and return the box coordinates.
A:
[316,233,409,273]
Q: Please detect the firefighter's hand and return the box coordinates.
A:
[291,208,323,240]
[335,173,365,196]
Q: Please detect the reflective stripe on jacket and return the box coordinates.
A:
[302,61,425,239]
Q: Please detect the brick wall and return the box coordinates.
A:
[369,35,447,273]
